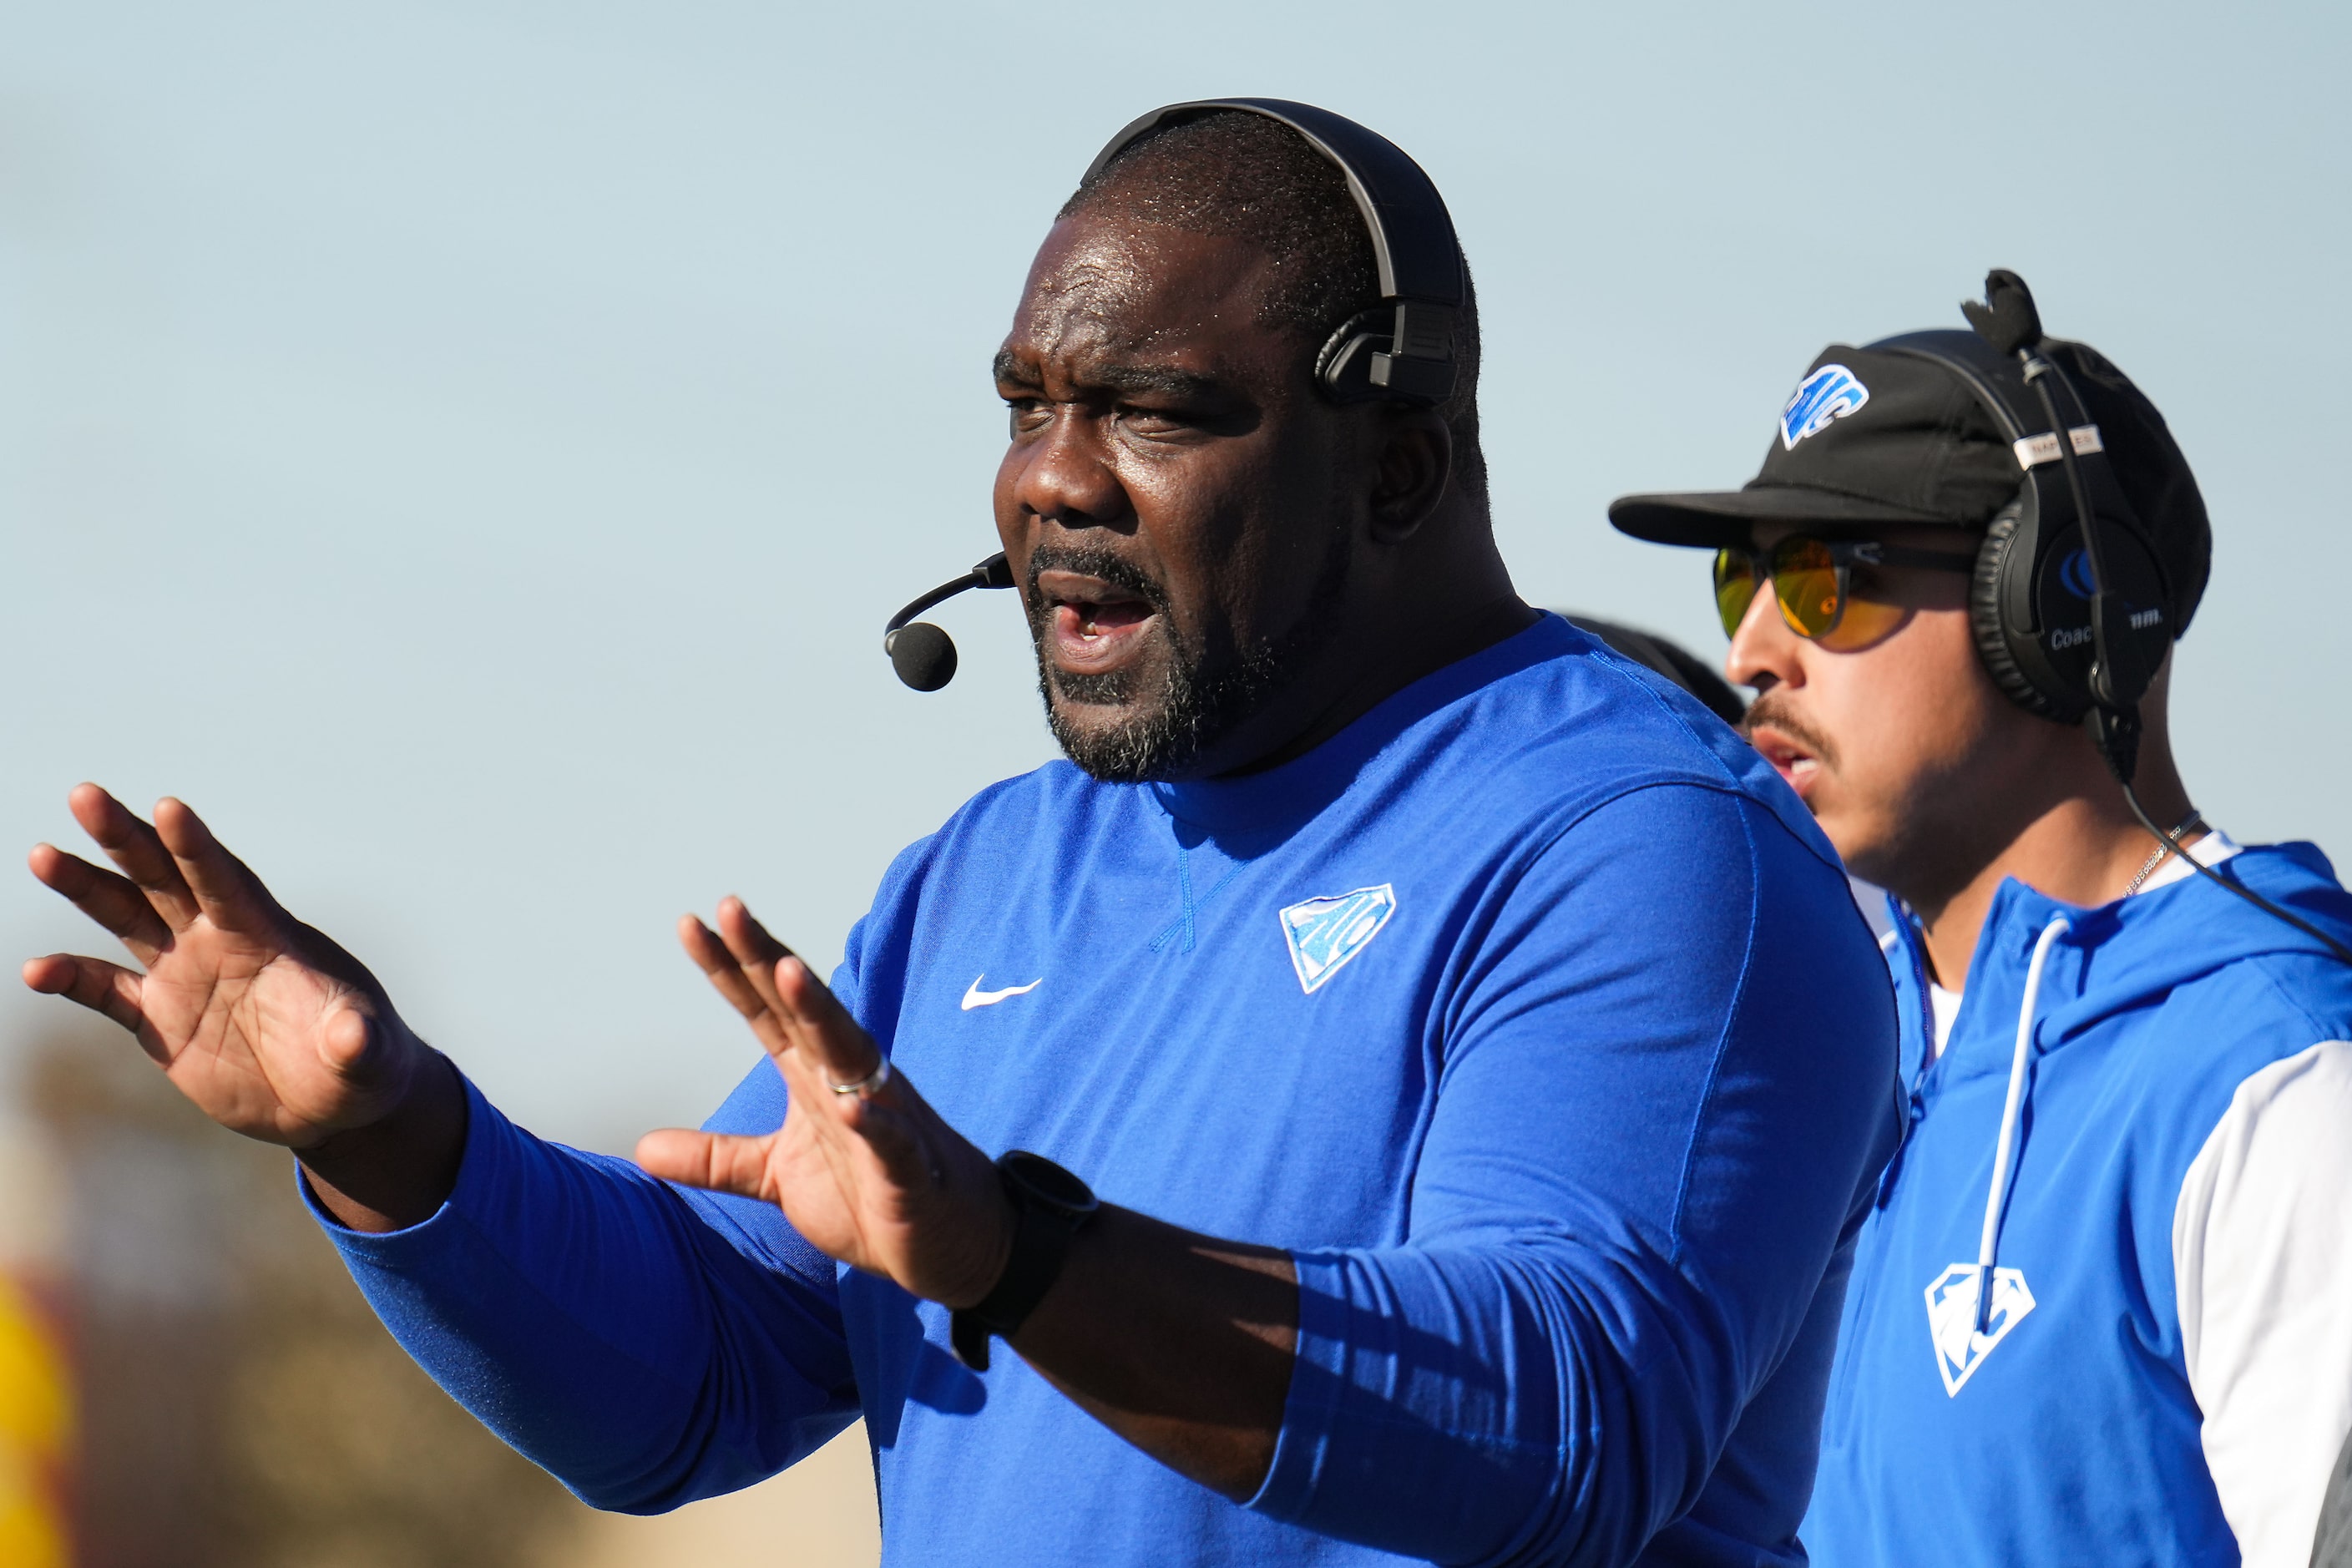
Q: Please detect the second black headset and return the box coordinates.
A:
[1871,273,2173,779]
[882,97,1465,694]
[1904,271,2350,965]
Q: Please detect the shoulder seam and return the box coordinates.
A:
[2239,956,2352,1047]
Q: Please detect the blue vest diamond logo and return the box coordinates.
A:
[1278,884,1397,995]
[1924,1262,2036,1396]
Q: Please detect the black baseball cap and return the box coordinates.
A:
[1609,333,2214,633]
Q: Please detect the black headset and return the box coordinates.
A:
[1901,271,2350,964]
[1085,98,1465,408]
[1873,278,2173,776]
[883,98,1464,694]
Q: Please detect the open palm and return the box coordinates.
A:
[24,786,424,1150]
[638,898,1012,1310]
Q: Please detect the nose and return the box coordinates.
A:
[1723,574,1806,694]
[1001,407,1132,534]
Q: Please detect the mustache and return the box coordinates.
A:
[1021,542,1171,622]
[1741,689,1838,765]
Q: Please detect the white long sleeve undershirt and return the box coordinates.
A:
[2173,1039,2352,1568]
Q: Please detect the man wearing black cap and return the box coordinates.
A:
[1610,283,2352,1567]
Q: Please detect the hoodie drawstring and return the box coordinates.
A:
[1974,915,2071,1331]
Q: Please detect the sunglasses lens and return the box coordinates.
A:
[1816,597,1907,652]
[1771,537,1844,640]
[1712,550,1758,638]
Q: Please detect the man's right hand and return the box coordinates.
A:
[23,784,464,1230]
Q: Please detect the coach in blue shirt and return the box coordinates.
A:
[24,107,1897,1565]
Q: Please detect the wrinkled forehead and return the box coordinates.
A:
[1001,213,1291,375]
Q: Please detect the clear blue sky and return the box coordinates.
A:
[5,0,2345,1145]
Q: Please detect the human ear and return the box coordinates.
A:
[1367,412,1453,544]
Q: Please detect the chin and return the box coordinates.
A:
[1825,810,1919,898]
[1039,669,1199,785]
[1031,609,1301,785]
[1801,794,1872,873]
[1047,709,1187,784]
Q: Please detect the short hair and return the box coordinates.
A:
[1060,110,1488,509]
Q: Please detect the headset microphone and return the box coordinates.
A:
[883,552,1016,691]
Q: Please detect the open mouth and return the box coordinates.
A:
[1746,724,1822,798]
[1035,568,1160,678]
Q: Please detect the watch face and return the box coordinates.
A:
[1001,1151,1099,1216]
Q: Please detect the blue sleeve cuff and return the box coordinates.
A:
[296,1070,501,1251]
[1247,1248,1352,1521]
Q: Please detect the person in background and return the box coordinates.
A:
[1609,276,2352,1568]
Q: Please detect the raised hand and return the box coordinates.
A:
[24,786,461,1227]
[637,898,1014,1310]
[647,897,1297,1497]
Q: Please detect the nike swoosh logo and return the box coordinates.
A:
[962,974,1043,1011]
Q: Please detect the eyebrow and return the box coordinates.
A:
[991,350,1227,402]
[993,350,1042,391]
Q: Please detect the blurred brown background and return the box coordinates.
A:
[0,1016,878,1568]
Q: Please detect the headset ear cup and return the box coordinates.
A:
[1313,309,1392,404]
[1970,500,2062,719]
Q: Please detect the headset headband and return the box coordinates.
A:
[1085,98,1464,405]
[1873,331,2036,441]
[1873,331,2108,471]
[1874,328,2157,568]
[1085,98,1464,306]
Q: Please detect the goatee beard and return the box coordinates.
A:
[1030,530,1353,784]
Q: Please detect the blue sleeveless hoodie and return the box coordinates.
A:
[1802,842,2352,1565]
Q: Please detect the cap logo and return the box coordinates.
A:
[1779,364,1870,450]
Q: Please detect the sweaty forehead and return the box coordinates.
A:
[1001,214,1293,377]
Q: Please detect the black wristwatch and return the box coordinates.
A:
[950,1151,1099,1371]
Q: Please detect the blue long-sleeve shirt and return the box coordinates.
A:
[318,616,1900,1565]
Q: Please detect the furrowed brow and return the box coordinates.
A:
[1090,364,1224,402]
[992,350,1230,402]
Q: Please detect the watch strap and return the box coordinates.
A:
[950,1156,1093,1370]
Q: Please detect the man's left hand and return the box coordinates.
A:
[638,898,1014,1311]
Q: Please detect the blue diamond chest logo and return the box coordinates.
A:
[1924,1262,2036,1396]
[1779,363,1870,450]
[1278,885,1397,995]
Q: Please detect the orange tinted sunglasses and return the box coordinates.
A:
[1713,536,1974,650]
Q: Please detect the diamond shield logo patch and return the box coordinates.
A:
[1924,1262,2036,1396]
[1278,885,1397,994]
